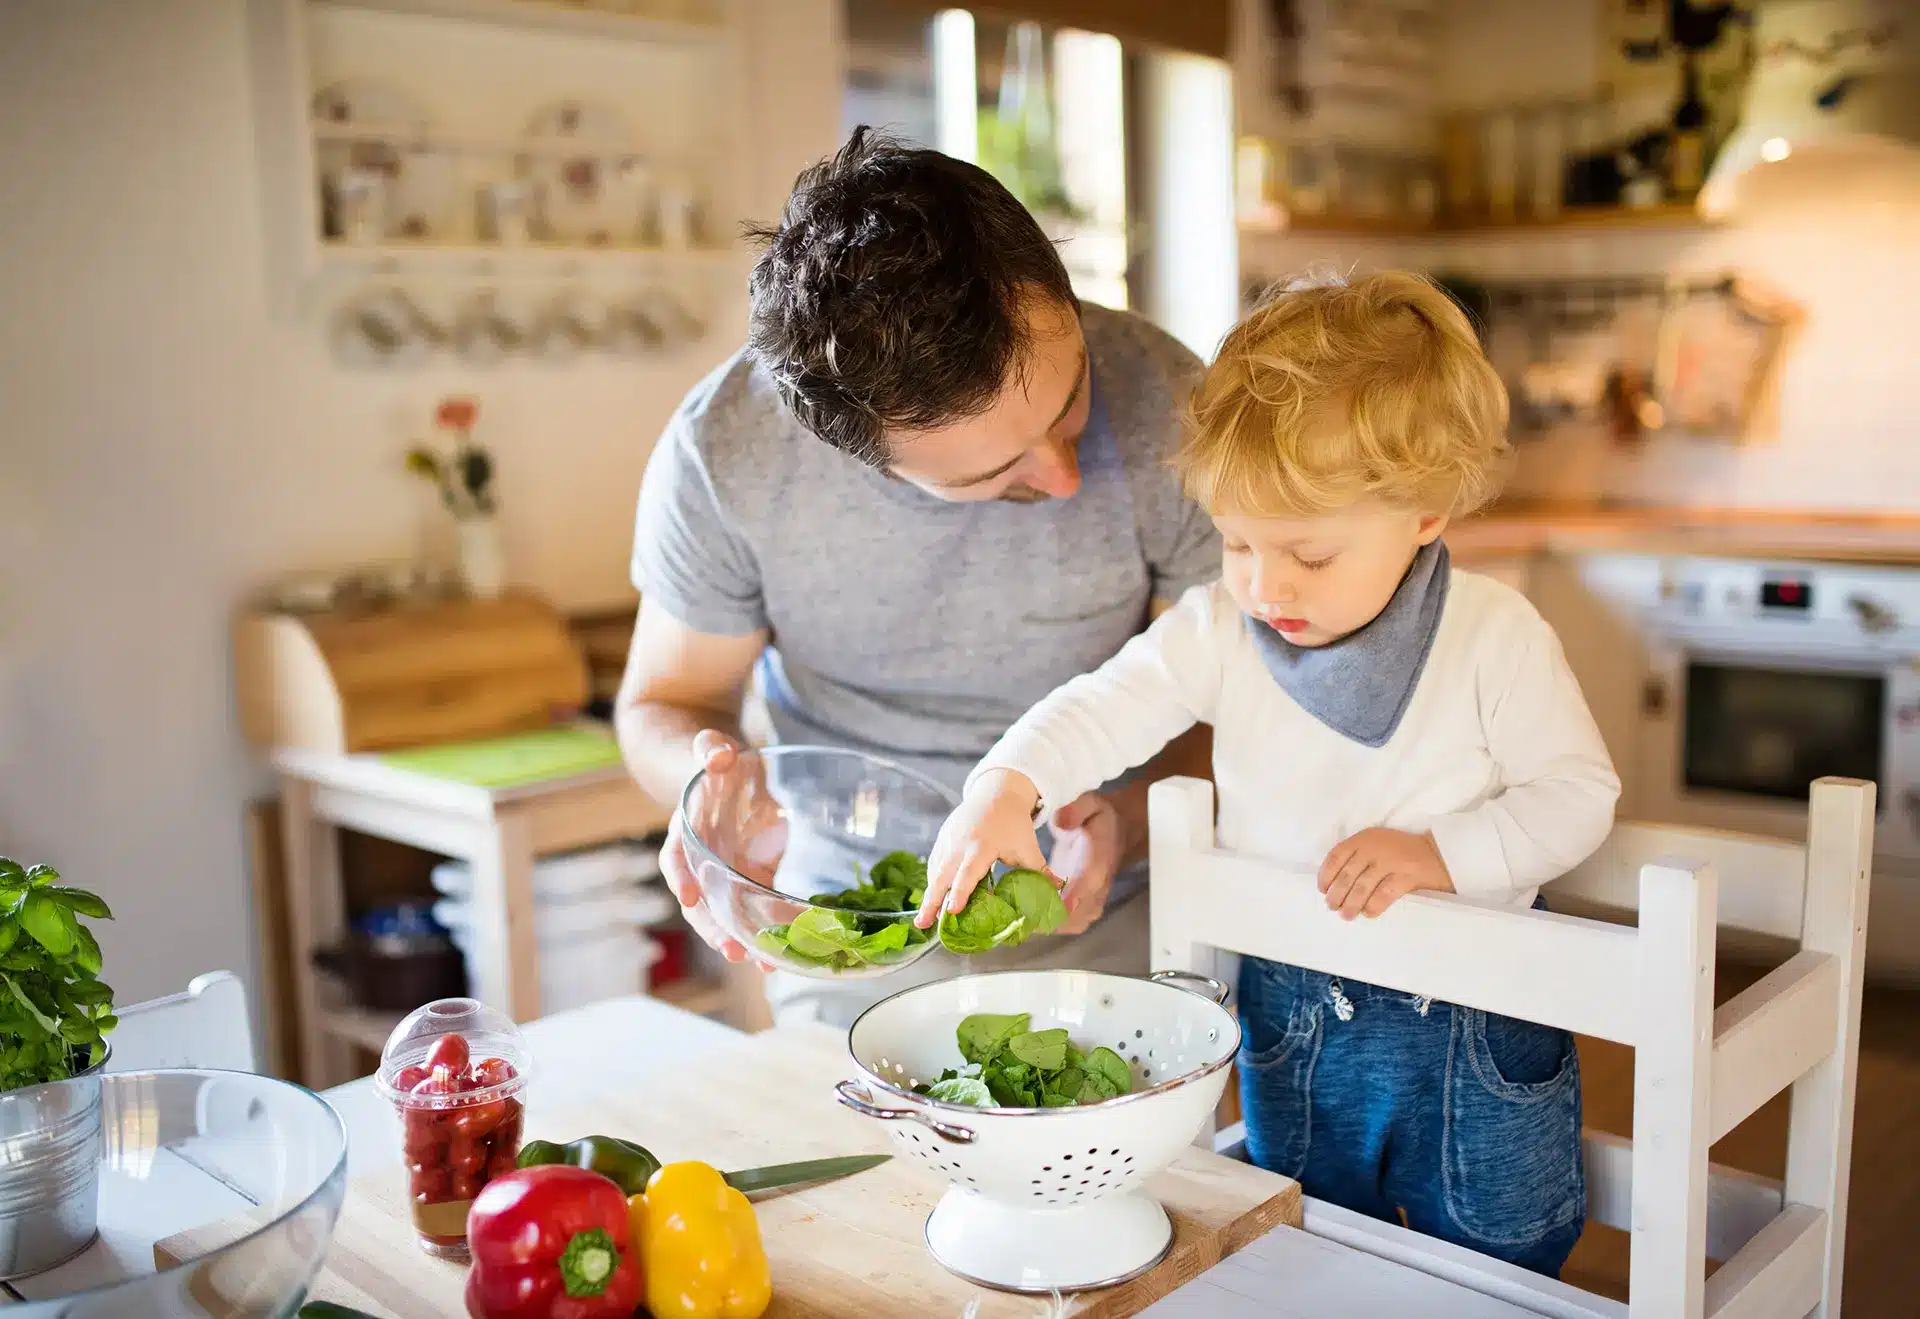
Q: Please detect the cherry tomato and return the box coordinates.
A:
[391,1064,432,1093]
[425,1033,469,1075]
[486,1150,519,1180]
[447,1137,486,1177]
[449,1170,482,1201]
[491,1110,522,1152]
[402,1118,445,1159]
[409,1164,450,1200]
[469,1056,516,1088]
[448,1099,506,1140]
[410,1066,457,1101]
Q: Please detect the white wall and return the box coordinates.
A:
[0,0,841,1011]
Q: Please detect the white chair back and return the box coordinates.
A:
[1149,776,1873,1319]
[109,970,257,1074]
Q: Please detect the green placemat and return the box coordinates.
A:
[380,725,622,788]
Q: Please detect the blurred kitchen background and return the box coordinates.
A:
[3,0,1919,1299]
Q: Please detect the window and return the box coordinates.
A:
[841,3,1130,308]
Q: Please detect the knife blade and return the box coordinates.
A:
[722,1152,892,1194]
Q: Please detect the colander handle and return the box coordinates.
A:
[833,1080,977,1144]
[1149,968,1231,1005]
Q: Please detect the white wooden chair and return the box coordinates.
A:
[109,969,257,1073]
[1149,775,1874,1319]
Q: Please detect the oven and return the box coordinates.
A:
[1581,553,1920,981]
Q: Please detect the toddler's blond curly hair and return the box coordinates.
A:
[1178,269,1511,518]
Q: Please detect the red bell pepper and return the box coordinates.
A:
[464,1165,644,1319]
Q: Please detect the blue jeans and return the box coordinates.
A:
[1237,947,1586,1277]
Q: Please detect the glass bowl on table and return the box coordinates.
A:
[3,1069,347,1318]
[373,997,531,1259]
[679,744,959,980]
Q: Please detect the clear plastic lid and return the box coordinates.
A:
[374,996,533,1108]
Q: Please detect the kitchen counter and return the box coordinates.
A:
[1450,500,1920,567]
[309,997,1544,1318]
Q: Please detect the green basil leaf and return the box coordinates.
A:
[19,894,74,958]
[3,977,58,1033]
[0,923,18,956]
[23,863,58,888]
[0,860,25,886]
[65,979,113,1006]
[75,927,102,977]
[45,888,111,920]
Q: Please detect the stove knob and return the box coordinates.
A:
[1848,595,1899,634]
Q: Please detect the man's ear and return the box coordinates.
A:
[1416,513,1450,545]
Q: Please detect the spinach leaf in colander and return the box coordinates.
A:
[915,1013,1135,1108]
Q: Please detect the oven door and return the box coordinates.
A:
[1639,638,1917,856]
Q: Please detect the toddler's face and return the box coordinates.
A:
[1214,499,1446,647]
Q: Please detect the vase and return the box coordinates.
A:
[456,515,506,601]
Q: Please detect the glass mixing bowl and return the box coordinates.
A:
[680,744,960,980]
[5,1069,347,1318]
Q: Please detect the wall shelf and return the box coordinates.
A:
[318,239,743,270]
[247,0,749,317]
[1239,202,1715,241]
[310,0,726,46]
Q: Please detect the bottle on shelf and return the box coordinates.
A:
[1668,54,1708,200]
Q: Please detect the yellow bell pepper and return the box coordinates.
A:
[629,1161,772,1319]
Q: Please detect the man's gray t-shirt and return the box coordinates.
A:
[630,304,1220,900]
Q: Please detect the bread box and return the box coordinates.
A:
[233,591,589,755]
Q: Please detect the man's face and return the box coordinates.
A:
[883,296,1091,503]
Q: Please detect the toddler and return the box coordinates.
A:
[918,270,1620,1275]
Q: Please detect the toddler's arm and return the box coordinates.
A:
[1429,622,1621,900]
[916,586,1224,925]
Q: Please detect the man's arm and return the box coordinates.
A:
[615,599,768,810]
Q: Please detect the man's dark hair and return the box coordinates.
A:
[744,126,1077,466]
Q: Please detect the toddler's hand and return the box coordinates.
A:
[1318,828,1454,920]
[916,769,1051,929]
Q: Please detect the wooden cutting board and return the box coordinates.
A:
[159,1027,1298,1318]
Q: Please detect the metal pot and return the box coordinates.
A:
[0,1050,110,1279]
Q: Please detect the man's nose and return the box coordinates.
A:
[1027,436,1082,499]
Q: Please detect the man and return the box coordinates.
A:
[617,126,1218,1028]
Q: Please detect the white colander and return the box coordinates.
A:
[834,969,1240,1293]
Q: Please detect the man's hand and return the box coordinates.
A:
[1046,792,1123,935]
[662,731,782,967]
[1318,828,1454,920]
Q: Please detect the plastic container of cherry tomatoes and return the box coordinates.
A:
[373,996,532,1259]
